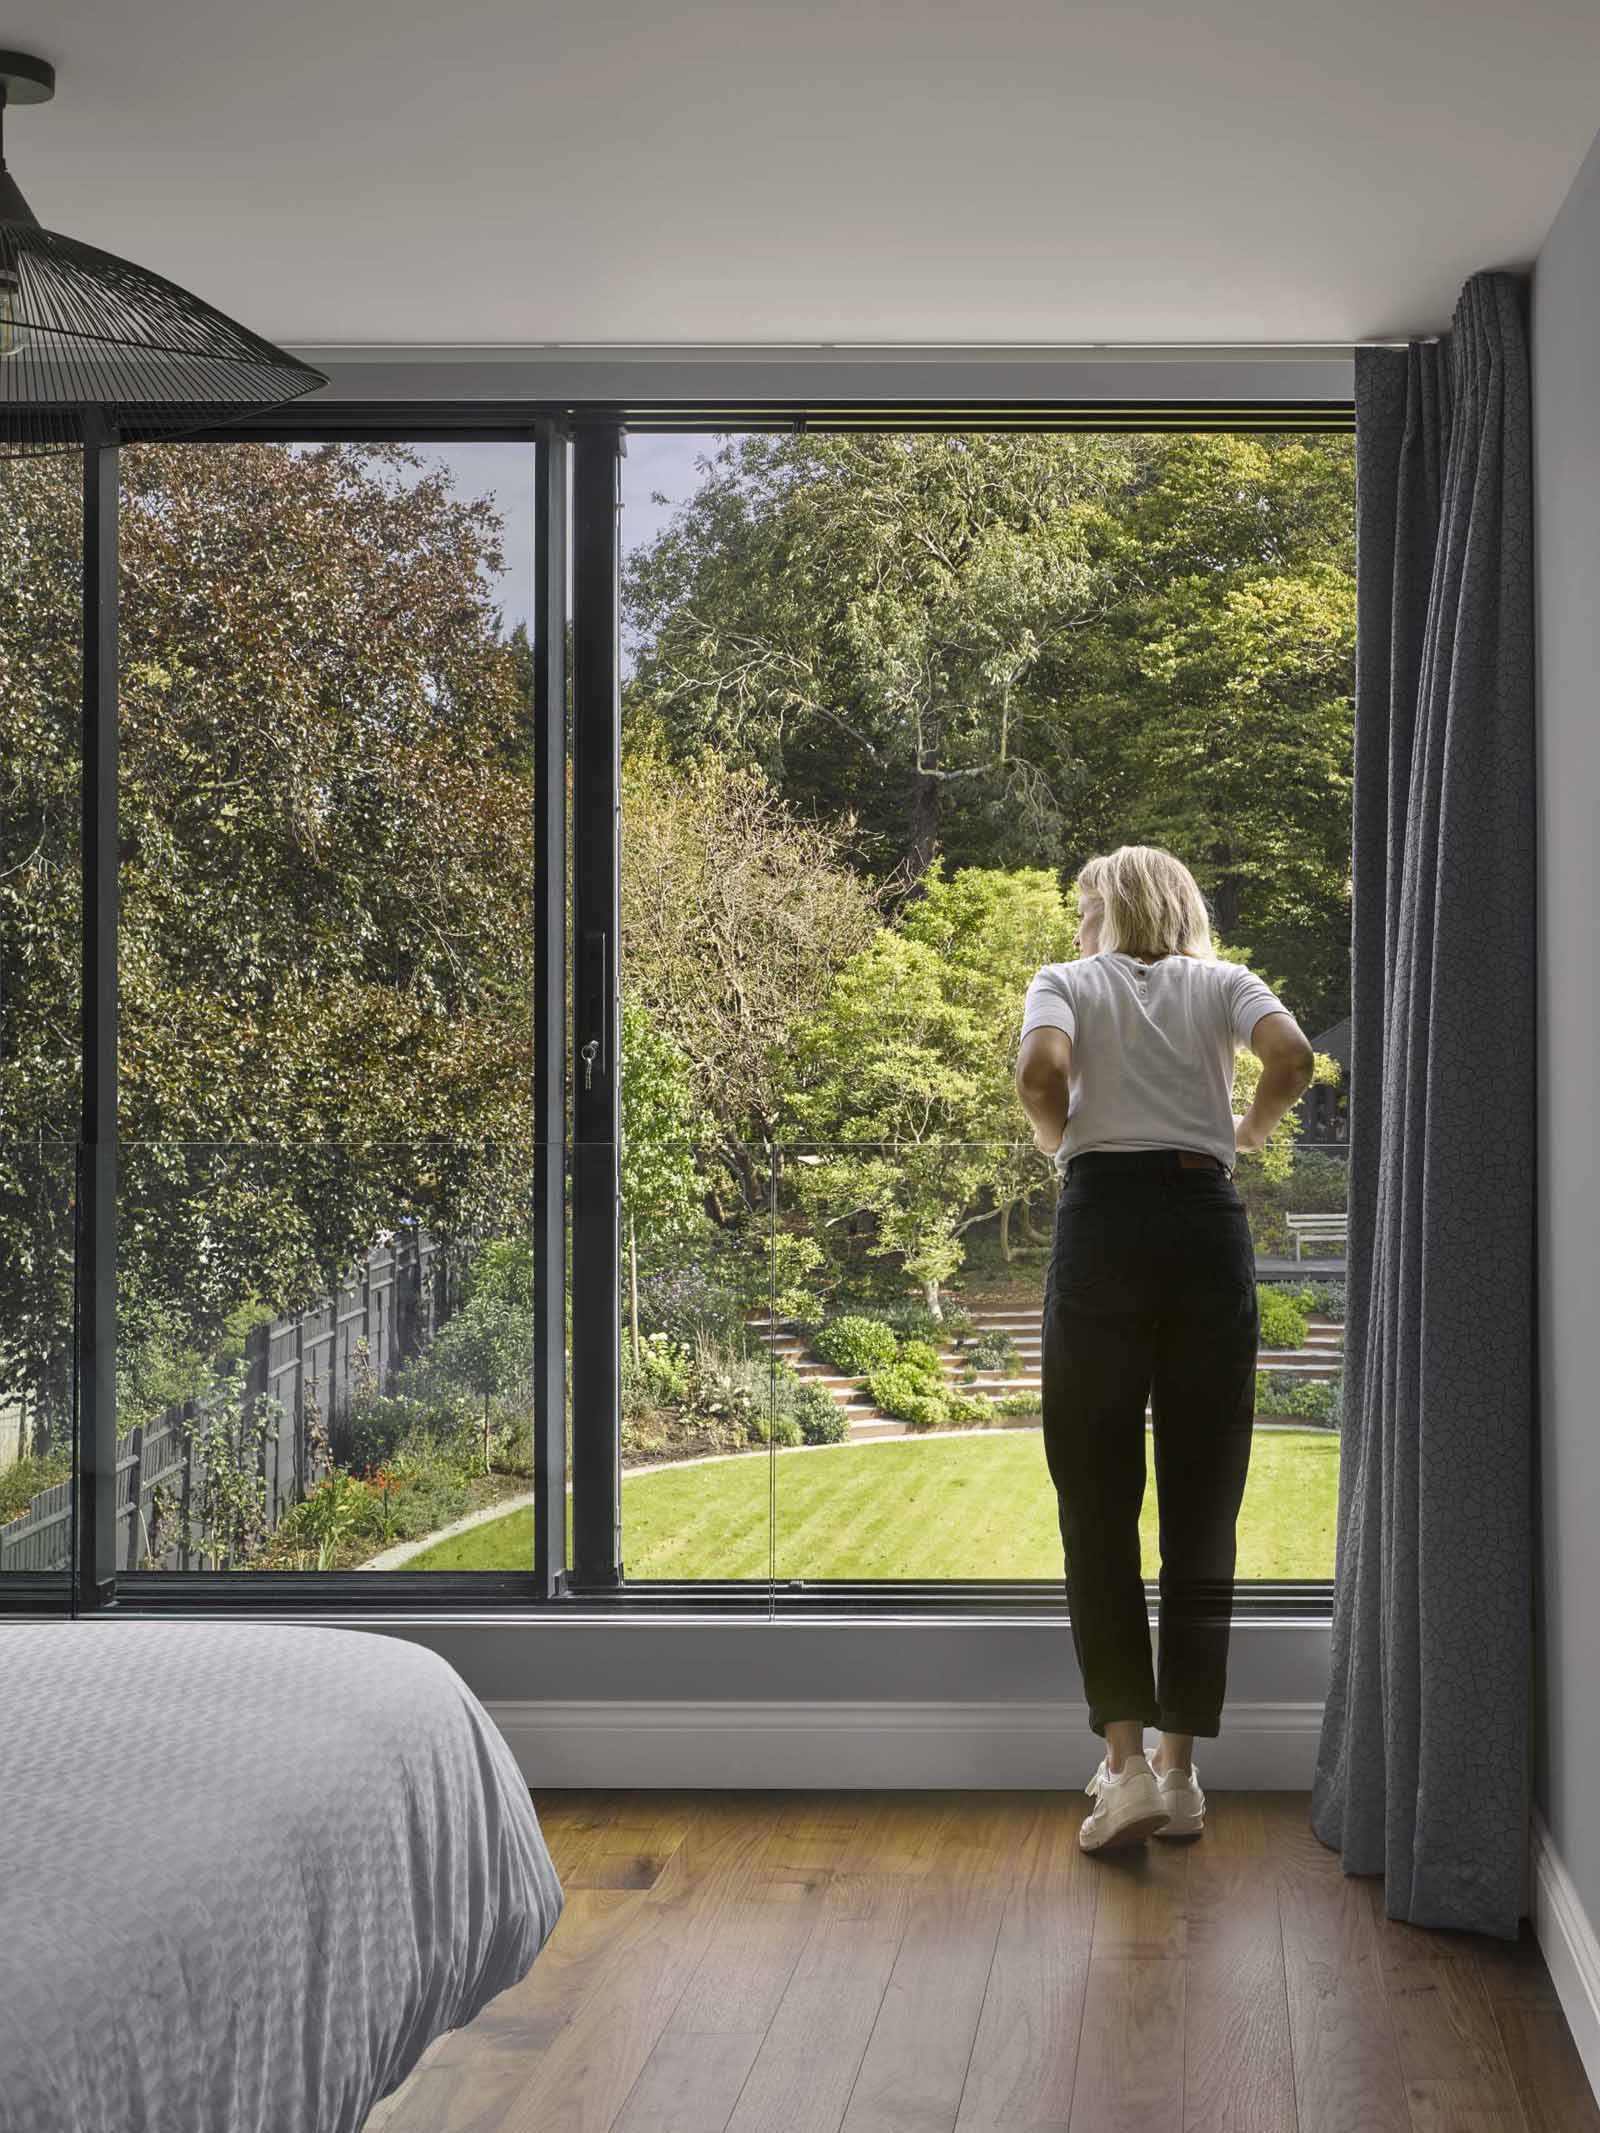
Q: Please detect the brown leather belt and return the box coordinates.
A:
[1176,1151,1227,1171]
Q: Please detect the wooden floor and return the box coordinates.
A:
[367,1788,1598,2133]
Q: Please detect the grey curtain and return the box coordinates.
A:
[1310,271,1535,1940]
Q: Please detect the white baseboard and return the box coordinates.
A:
[1531,1810,1600,2107]
[486,1696,1325,1790]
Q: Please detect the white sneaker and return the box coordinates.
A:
[1079,1752,1172,1851]
[1151,1756,1205,1840]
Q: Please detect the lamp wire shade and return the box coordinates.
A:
[0,220,328,457]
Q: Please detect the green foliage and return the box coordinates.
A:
[898,1338,945,1376]
[1300,1280,1346,1320]
[0,1448,69,1525]
[1234,1145,1348,1250]
[786,1382,851,1445]
[412,1258,533,1471]
[963,1329,1021,1375]
[623,429,1356,1028]
[3,444,547,1428]
[172,1362,285,1569]
[621,998,709,1272]
[867,1342,948,1423]
[1255,1371,1341,1425]
[814,1315,899,1376]
[1257,1285,1311,1352]
[863,1298,976,1344]
[994,1391,1044,1418]
[749,1410,804,1449]
[622,1333,694,1419]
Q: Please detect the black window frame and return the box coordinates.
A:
[4,396,1352,1623]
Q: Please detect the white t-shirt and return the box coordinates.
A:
[1019,950,1288,1172]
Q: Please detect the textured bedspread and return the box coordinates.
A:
[0,1622,562,2133]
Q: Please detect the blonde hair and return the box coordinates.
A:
[1076,845,1215,961]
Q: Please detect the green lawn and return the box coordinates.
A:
[404,1427,1338,1580]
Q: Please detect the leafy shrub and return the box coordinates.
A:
[332,1391,447,1476]
[637,1261,756,1349]
[0,1448,69,1525]
[945,1392,998,1427]
[867,1364,934,1422]
[865,1299,975,1344]
[995,1391,1044,1418]
[622,1333,693,1419]
[898,1337,945,1377]
[1257,1285,1310,1352]
[898,1393,950,1431]
[1300,1280,1346,1321]
[794,1384,850,1444]
[963,1329,1020,1375]
[1254,1371,1340,1424]
[815,1315,899,1375]
[749,1410,804,1448]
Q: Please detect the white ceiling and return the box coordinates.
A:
[5,0,1599,351]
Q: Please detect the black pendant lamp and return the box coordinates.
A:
[0,51,327,458]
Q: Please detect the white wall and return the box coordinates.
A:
[1532,125,1600,1927]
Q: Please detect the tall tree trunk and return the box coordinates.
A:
[908,710,943,879]
[999,1200,1013,1264]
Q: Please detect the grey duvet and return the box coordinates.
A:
[0,1622,563,2133]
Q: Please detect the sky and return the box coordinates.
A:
[405,432,723,647]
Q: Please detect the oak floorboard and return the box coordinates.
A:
[1472,1922,1561,2012]
[1492,2003,1600,2133]
[839,1810,1017,2133]
[610,1805,850,2133]
[1068,1955,1186,2133]
[954,1798,1097,2133]
[557,1792,699,1891]
[721,1873,916,2133]
[358,1790,1598,2133]
[495,1799,780,2133]
[1181,1793,1296,2133]
[1283,1929,1412,2133]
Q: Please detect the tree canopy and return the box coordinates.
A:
[624,429,1355,1028]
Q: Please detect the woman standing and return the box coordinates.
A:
[1015,846,1315,1852]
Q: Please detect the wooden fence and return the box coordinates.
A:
[0,1226,457,1575]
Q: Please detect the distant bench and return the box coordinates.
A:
[1285,1212,1348,1262]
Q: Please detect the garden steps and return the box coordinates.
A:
[750,1303,1344,1437]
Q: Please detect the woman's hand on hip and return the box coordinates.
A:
[1233,1111,1268,1155]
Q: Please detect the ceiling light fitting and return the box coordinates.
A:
[0,50,325,458]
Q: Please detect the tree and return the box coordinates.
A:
[895,864,1077,1256]
[781,928,993,1317]
[619,999,706,1364]
[1,442,540,1431]
[623,428,1357,1026]
[624,432,1131,876]
[620,749,882,1203]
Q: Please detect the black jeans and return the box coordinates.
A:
[1040,1148,1259,1739]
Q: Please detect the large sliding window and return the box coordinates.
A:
[593,412,1354,1607]
[0,398,1351,1617]
[0,420,568,1607]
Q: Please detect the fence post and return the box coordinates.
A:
[121,1422,142,1572]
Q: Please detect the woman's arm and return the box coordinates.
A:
[1015,1026,1073,1155]
[1234,1011,1316,1153]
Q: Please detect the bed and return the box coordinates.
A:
[0,1621,564,2133]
